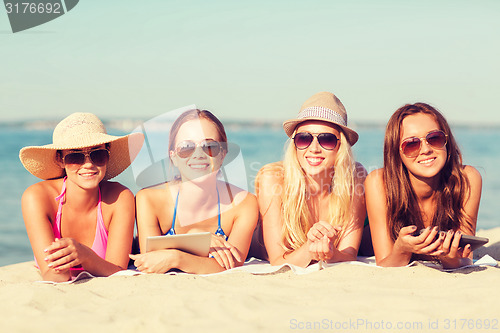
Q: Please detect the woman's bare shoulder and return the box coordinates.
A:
[136,182,173,204]
[353,161,368,180]
[21,179,63,217]
[258,161,284,174]
[365,168,385,188]
[463,165,482,183]
[22,179,61,200]
[100,181,135,204]
[256,162,284,187]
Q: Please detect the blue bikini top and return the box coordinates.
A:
[165,187,227,239]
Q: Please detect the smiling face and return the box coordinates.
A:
[170,118,225,182]
[399,113,447,182]
[294,120,341,181]
[60,144,108,189]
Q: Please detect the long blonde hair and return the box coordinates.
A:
[281,130,356,253]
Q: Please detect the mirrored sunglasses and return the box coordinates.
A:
[175,139,223,159]
[400,130,448,158]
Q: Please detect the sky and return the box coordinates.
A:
[1,0,499,125]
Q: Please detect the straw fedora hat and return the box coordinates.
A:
[283,91,359,146]
[19,112,145,180]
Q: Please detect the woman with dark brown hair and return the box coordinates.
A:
[365,103,482,268]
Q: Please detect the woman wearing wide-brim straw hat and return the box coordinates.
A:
[19,112,144,282]
[253,91,367,267]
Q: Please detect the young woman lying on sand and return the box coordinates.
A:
[131,109,258,274]
[253,92,367,267]
[365,103,482,268]
[20,113,144,282]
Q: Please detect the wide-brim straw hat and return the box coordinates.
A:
[19,112,145,180]
[283,91,359,146]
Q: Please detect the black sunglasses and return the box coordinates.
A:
[63,149,110,166]
[293,132,339,150]
[175,139,223,159]
[400,130,448,158]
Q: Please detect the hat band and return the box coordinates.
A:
[298,107,347,126]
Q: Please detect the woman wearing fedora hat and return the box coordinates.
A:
[254,92,367,267]
[130,109,258,274]
[19,113,144,282]
[365,103,482,268]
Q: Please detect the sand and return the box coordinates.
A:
[1,228,499,333]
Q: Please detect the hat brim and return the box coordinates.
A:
[134,142,241,188]
[283,118,359,146]
[19,132,144,180]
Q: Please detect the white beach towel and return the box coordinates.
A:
[35,254,498,284]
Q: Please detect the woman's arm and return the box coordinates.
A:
[43,183,136,277]
[178,191,257,274]
[131,249,231,274]
[22,182,71,282]
[133,188,259,274]
[331,162,367,262]
[199,191,259,271]
[461,165,482,235]
[256,165,314,267]
[96,183,135,273]
[366,169,443,267]
[223,191,259,266]
[366,169,412,266]
[135,187,164,253]
[308,163,367,262]
[438,166,482,268]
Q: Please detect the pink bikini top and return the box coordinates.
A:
[34,177,108,269]
[53,177,108,259]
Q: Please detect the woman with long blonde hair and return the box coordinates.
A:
[255,92,367,267]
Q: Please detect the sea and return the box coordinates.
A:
[1,121,499,267]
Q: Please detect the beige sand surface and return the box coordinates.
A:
[1,228,499,333]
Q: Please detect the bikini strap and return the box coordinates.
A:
[55,177,67,202]
[166,191,179,236]
[53,177,67,236]
[97,183,103,220]
[214,187,227,239]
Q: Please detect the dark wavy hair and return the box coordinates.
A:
[383,103,470,241]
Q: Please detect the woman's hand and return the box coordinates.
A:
[393,226,445,257]
[307,221,340,242]
[437,230,472,269]
[209,235,242,270]
[307,222,342,261]
[129,250,180,274]
[43,238,94,272]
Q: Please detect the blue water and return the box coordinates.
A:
[1,124,499,266]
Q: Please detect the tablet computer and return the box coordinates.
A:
[146,232,212,257]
